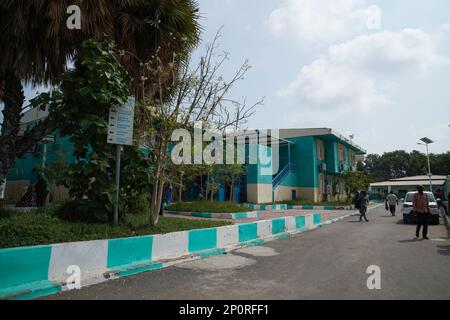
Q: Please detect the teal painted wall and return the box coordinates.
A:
[6,135,76,181]
[284,137,318,188]
[279,172,299,188]
[247,144,273,185]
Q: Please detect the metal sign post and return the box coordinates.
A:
[107,97,135,225]
[113,145,123,226]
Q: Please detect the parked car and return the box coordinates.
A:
[401,191,439,225]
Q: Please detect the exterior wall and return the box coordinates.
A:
[4,180,29,204]
[4,181,71,205]
[247,184,272,204]
[274,186,302,202]
[247,144,273,204]
[284,136,318,190]
[4,134,75,205]
[369,183,448,200]
[298,187,320,202]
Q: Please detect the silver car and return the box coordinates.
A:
[401,191,439,225]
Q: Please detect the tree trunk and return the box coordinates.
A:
[0,71,25,183]
[205,172,210,201]
[229,177,234,202]
[179,175,183,201]
[150,164,164,226]
[149,140,169,226]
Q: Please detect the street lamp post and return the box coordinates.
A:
[417,137,434,192]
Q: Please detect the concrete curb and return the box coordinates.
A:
[241,204,288,211]
[241,203,355,211]
[0,213,322,300]
[163,210,260,220]
[287,204,355,211]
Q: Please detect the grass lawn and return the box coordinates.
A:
[0,207,233,249]
[165,201,252,213]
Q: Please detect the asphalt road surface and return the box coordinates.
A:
[44,205,450,300]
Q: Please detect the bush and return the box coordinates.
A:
[0,208,233,248]
[281,199,353,206]
[165,201,251,213]
[54,200,109,223]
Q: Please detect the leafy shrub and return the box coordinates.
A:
[165,201,251,213]
[0,208,233,248]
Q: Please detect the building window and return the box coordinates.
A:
[319,174,325,194]
[338,144,345,164]
[317,139,325,161]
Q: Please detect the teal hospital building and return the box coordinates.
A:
[245,128,366,204]
[3,106,367,205]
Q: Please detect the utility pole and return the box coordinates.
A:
[418,137,434,192]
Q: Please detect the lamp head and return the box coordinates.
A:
[420,137,434,144]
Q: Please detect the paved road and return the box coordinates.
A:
[44,206,450,300]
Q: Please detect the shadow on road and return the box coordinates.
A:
[398,238,424,243]
[437,245,450,256]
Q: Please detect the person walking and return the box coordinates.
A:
[385,191,399,216]
[354,191,361,210]
[359,190,369,222]
[447,190,450,217]
[414,186,431,240]
[434,189,448,216]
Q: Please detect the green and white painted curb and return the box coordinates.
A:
[0,213,325,300]
[163,210,259,220]
[287,204,355,211]
[242,203,354,211]
[242,204,288,211]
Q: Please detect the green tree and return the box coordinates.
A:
[361,150,449,182]
[139,31,261,226]
[341,171,369,196]
[0,0,200,186]
[31,39,153,223]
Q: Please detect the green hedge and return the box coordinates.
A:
[280,200,353,206]
[0,207,233,249]
[165,201,252,213]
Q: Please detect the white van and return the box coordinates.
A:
[401,191,439,225]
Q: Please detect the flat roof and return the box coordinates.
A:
[389,175,448,181]
[370,175,449,187]
[278,128,366,154]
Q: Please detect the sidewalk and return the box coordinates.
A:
[164,207,370,224]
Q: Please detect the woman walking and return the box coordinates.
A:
[359,190,370,222]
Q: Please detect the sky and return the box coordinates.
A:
[190,0,450,154]
[4,0,450,155]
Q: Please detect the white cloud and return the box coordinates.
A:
[265,0,382,45]
[278,29,448,117]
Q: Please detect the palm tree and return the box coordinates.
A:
[0,0,201,182]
